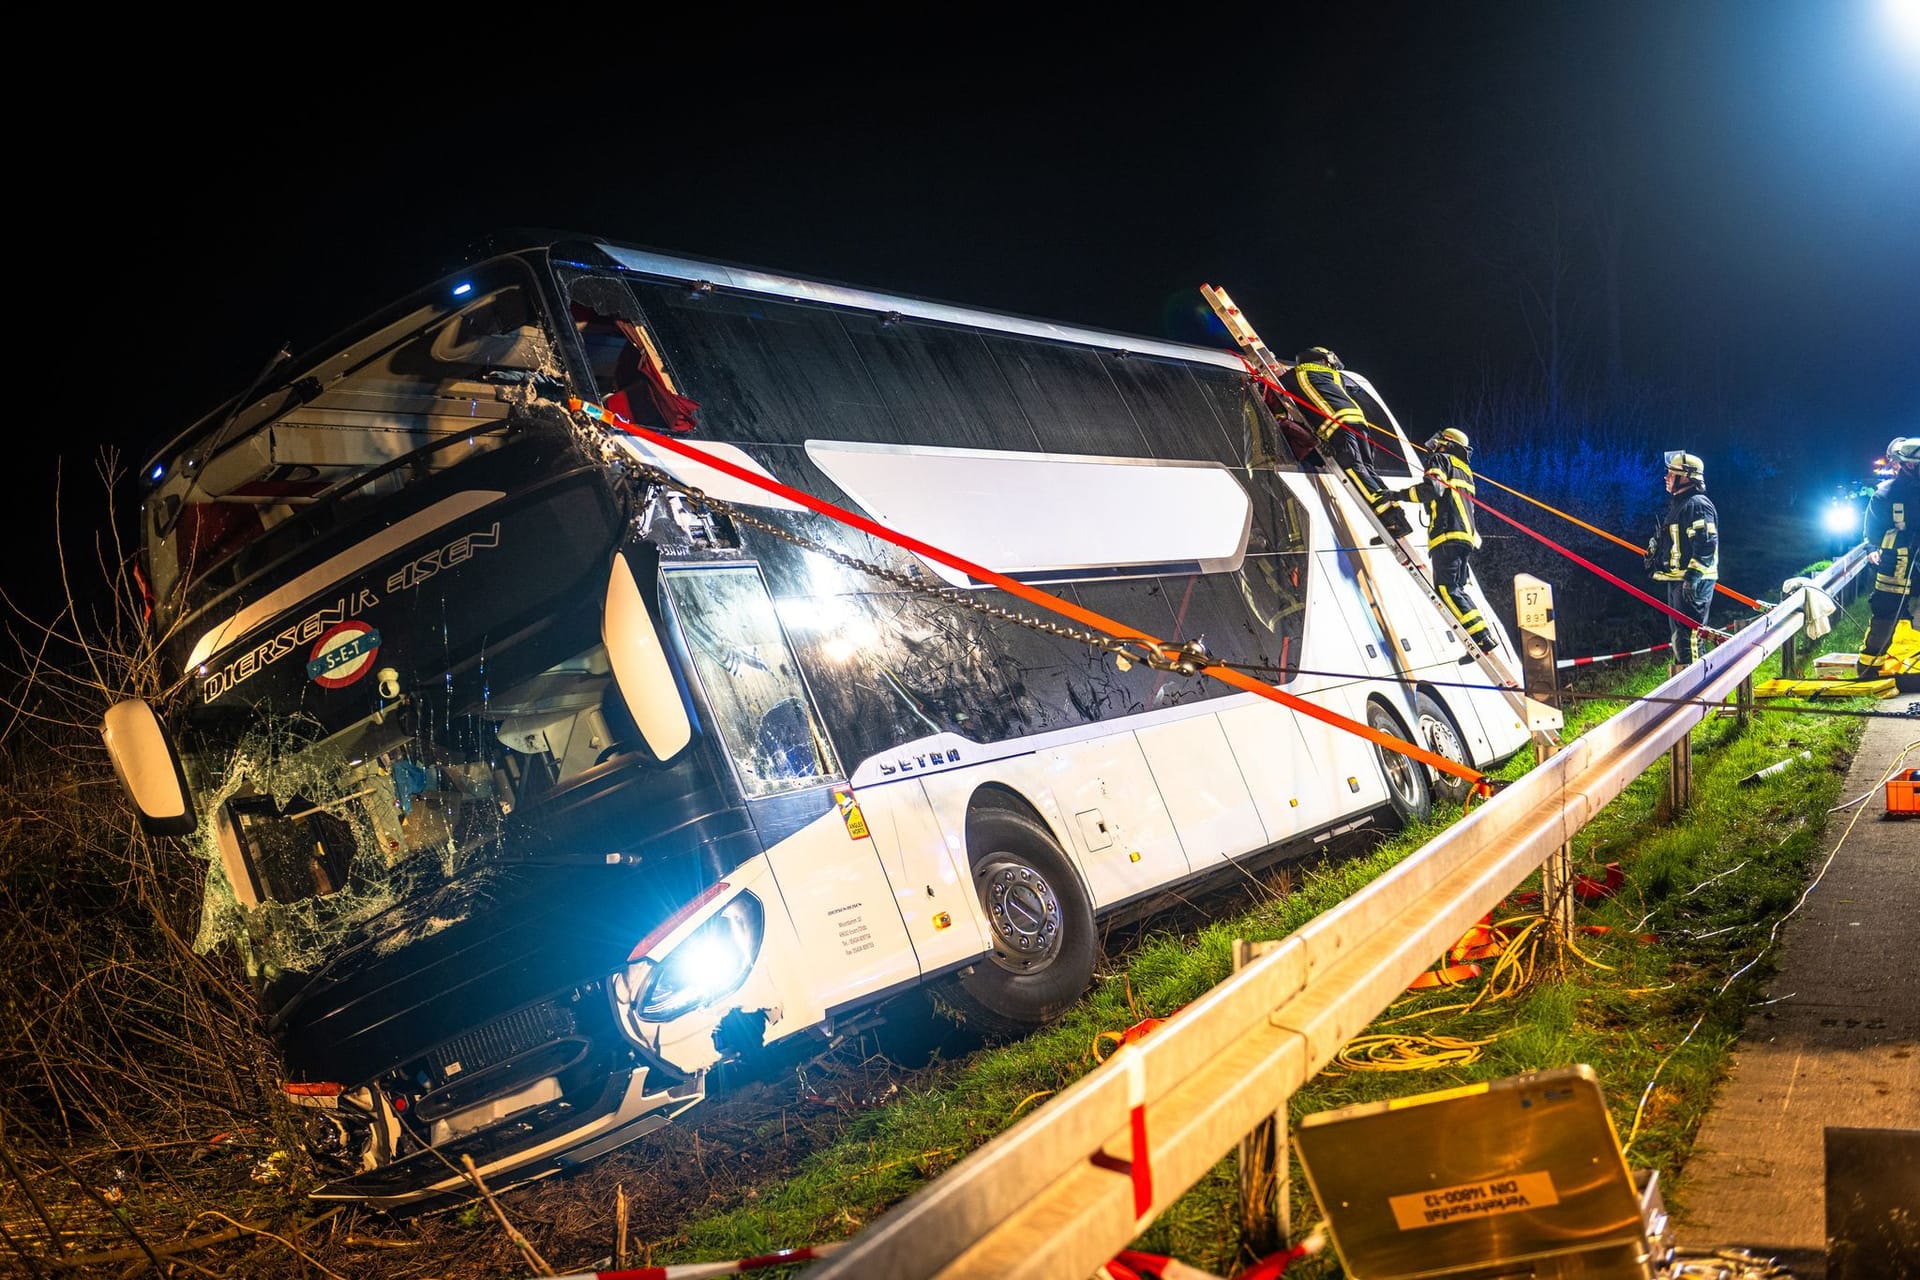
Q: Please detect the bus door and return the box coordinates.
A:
[855,773,995,973]
[1300,484,1415,709]
[1291,526,1398,818]
[659,563,920,1012]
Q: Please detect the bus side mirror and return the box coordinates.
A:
[101,699,198,836]
[603,552,693,763]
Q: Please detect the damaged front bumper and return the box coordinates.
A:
[309,1060,704,1206]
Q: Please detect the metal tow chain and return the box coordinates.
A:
[619,460,1215,677]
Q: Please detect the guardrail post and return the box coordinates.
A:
[1736,674,1754,728]
[1781,628,1802,679]
[1233,939,1289,1257]
[1534,739,1576,939]
[1662,731,1693,817]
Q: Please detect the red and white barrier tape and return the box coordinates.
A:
[540,1243,841,1280]
[1087,1046,1156,1226]
[1100,1227,1327,1279]
[1557,642,1671,669]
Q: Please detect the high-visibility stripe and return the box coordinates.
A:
[1436,585,1484,629]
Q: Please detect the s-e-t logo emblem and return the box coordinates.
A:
[307,621,382,688]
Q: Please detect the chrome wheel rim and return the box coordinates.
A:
[1419,710,1467,789]
[980,859,1063,973]
[1371,708,1424,808]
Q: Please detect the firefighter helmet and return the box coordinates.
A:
[1663,450,1705,480]
[1888,437,1919,467]
[1294,346,1342,370]
[1425,427,1471,456]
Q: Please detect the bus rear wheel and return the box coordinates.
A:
[943,809,1096,1037]
[1367,700,1432,828]
[1415,690,1473,805]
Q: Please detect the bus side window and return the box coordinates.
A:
[662,565,842,799]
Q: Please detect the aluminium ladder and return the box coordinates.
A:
[1200,284,1549,748]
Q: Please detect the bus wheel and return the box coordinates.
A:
[1367,700,1432,828]
[1415,691,1472,806]
[945,809,1096,1037]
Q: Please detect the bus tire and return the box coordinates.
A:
[1367,699,1432,828]
[1415,690,1472,805]
[944,809,1096,1037]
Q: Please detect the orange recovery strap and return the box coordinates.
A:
[570,398,1489,794]
[1470,471,1767,612]
[1407,962,1483,991]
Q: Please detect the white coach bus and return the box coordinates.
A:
[103,236,1527,1203]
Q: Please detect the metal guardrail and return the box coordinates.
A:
[814,547,1872,1280]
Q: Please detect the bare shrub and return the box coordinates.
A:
[0,456,287,1265]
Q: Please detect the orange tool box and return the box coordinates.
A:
[1888,768,1920,818]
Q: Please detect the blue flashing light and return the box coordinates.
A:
[452,282,473,297]
[149,463,165,483]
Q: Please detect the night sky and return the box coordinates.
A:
[18,1,1919,624]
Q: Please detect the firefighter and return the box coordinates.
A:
[1277,348,1413,539]
[1644,451,1718,668]
[1395,428,1498,656]
[1856,436,1919,677]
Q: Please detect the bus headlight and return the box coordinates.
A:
[636,892,765,1022]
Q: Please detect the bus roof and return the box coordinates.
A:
[588,241,1247,373]
[146,234,1250,474]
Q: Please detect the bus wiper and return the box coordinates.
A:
[158,341,293,538]
[196,341,293,467]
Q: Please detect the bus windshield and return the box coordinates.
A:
[143,277,557,619]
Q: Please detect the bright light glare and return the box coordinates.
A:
[452,281,473,297]
[634,893,765,1021]
[1888,0,1920,55]
[1823,503,1859,535]
[675,935,747,999]
[149,463,164,482]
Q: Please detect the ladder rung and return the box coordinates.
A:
[1203,284,1535,724]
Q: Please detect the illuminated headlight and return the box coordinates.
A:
[635,892,765,1022]
[1823,503,1857,535]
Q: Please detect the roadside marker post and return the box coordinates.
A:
[1515,577,1574,937]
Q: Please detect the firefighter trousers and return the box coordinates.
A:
[1431,543,1496,654]
[1857,583,1914,677]
[1667,577,1714,666]
[1323,430,1397,515]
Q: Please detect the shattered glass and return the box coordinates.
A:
[186,702,514,978]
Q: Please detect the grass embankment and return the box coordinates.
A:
[657,601,1879,1274]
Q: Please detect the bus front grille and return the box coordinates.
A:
[426,1000,579,1083]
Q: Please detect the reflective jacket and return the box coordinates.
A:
[1399,451,1480,551]
[1646,485,1718,582]
[1277,359,1365,445]
[1863,469,1916,594]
